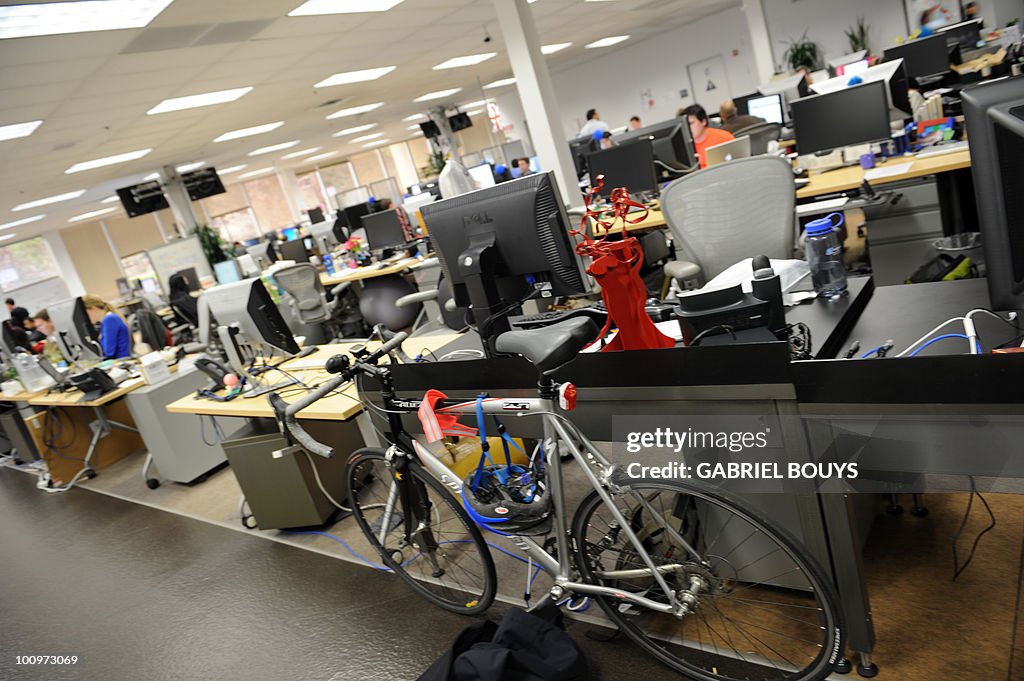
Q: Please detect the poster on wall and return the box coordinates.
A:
[686,55,731,111]
[905,0,963,31]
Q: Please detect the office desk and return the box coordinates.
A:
[319,256,424,287]
[589,208,666,237]
[795,149,972,200]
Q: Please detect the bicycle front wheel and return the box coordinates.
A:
[345,447,497,615]
[572,479,843,681]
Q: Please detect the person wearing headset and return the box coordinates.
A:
[82,294,131,359]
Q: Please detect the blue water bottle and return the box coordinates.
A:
[805,213,848,298]
[322,250,335,275]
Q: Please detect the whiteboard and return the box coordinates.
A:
[147,236,213,295]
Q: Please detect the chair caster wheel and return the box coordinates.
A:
[911,506,929,517]
[145,478,160,490]
[242,515,258,529]
[834,658,852,674]
[857,662,879,678]
[886,504,903,515]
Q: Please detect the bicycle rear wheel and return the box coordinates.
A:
[345,447,497,615]
[572,479,843,681]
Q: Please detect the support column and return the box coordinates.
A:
[742,0,776,84]
[160,165,200,232]
[427,105,459,162]
[493,0,581,208]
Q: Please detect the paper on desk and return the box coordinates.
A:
[702,259,811,298]
[863,162,913,182]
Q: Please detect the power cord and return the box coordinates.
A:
[952,476,996,582]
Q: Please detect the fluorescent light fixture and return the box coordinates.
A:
[304,152,336,162]
[406,124,421,131]
[289,0,404,16]
[0,120,43,142]
[213,121,284,142]
[333,123,377,137]
[248,140,300,156]
[363,139,390,148]
[238,167,274,179]
[65,148,152,174]
[12,189,85,211]
[175,161,205,173]
[541,42,571,54]
[0,0,173,40]
[585,35,630,48]
[350,132,384,143]
[462,99,493,108]
[0,214,45,231]
[483,77,515,89]
[465,109,484,116]
[402,113,427,122]
[281,147,322,159]
[68,207,117,223]
[314,66,396,88]
[101,195,120,204]
[325,102,384,120]
[146,87,252,115]
[219,164,247,174]
[414,88,462,102]
[142,172,160,181]
[433,52,497,70]
[0,234,16,243]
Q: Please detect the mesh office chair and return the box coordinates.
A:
[272,264,352,342]
[661,155,795,293]
[733,122,783,155]
[131,308,170,351]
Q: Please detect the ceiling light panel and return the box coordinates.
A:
[0,120,43,142]
[289,0,405,16]
[175,161,205,173]
[325,102,384,120]
[13,190,86,211]
[66,148,153,174]
[433,52,497,70]
[239,167,274,179]
[101,195,120,204]
[414,88,462,102]
[304,152,336,162]
[146,87,253,115]
[350,132,383,143]
[219,164,247,174]
[585,35,630,48]
[0,0,173,40]
[0,215,45,231]
[213,122,284,143]
[281,147,322,159]
[249,141,300,156]
[541,42,571,54]
[483,78,515,89]
[333,123,377,137]
[314,66,396,88]
[363,139,390,148]
[402,113,427,122]
[69,207,117,223]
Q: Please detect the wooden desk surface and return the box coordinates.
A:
[590,208,667,236]
[165,334,462,421]
[796,149,971,200]
[320,256,423,286]
[28,376,148,408]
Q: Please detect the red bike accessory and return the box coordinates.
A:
[558,383,577,411]
[418,389,477,443]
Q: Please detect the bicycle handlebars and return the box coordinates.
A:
[267,331,409,458]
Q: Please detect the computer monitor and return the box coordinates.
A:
[181,167,226,201]
[568,137,597,178]
[278,238,310,263]
[836,59,870,77]
[343,202,373,232]
[615,118,697,172]
[705,136,752,167]
[48,298,101,364]
[746,94,785,125]
[306,207,325,224]
[281,226,300,241]
[203,279,300,367]
[938,18,983,50]
[309,220,340,253]
[420,171,587,355]
[468,162,496,189]
[962,77,1024,310]
[141,278,159,293]
[116,181,169,218]
[811,58,912,116]
[1,321,28,356]
[586,139,658,197]
[213,259,242,285]
[791,81,891,155]
[758,73,806,109]
[883,34,952,80]
[361,208,411,252]
[173,267,200,292]
[245,242,275,270]
[827,50,869,71]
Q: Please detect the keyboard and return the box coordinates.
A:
[914,142,969,160]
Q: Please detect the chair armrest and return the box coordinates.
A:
[664,260,701,282]
[330,281,352,298]
[396,289,439,307]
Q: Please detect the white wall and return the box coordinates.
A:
[44,231,84,298]
[984,0,1022,27]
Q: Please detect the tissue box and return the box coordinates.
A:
[139,352,171,385]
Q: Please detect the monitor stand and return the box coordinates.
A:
[458,232,515,358]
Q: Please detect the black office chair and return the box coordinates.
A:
[132,309,170,351]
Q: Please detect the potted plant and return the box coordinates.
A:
[343,235,370,268]
[421,149,446,179]
[845,17,870,55]
[782,31,821,71]
[192,224,227,265]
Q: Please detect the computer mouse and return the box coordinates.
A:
[793,167,808,178]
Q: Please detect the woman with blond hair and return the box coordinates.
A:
[81,294,131,359]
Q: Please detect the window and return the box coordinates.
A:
[244,175,294,230]
[319,161,356,200]
[349,150,386,186]
[210,207,262,243]
[0,237,60,292]
[296,171,327,213]
[120,251,157,289]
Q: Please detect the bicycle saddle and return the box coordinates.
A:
[495,317,599,374]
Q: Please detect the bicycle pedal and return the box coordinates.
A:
[369,511,404,535]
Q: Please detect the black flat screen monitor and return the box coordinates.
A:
[420,120,440,138]
[586,139,658,197]
[883,34,953,80]
[361,208,410,251]
[791,81,891,155]
[615,118,697,171]
[117,181,169,218]
[279,238,310,263]
[306,207,324,224]
[343,202,373,232]
[173,267,200,292]
[181,167,226,201]
[938,18,983,50]
[568,137,597,178]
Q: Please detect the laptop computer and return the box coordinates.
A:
[705,136,753,167]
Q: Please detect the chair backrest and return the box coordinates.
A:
[660,155,796,281]
[733,122,782,155]
[272,264,329,324]
[134,308,168,350]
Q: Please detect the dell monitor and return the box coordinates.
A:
[746,94,786,125]
[615,118,697,173]
[568,137,597,179]
[343,202,373,232]
[883,34,953,81]
[962,77,1024,310]
[361,208,411,253]
[420,171,587,355]
[468,162,497,189]
[278,238,310,263]
[306,207,325,225]
[811,58,912,117]
[203,279,300,371]
[245,242,276,270]
[586,138,658,198]
[791,81,892,155]
[310,220,341,252]
[48,298,101,364]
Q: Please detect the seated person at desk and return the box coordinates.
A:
[718,99,764,135]
[82,294,131,360]
[23,315,46,343]
[168,272,199,327]
[30,310,62,362]
[2,318,34,353]
[682,104,735,169]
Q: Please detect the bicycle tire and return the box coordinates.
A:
[572,478,844,681]
[344,447,497,615]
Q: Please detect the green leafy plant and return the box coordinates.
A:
[845,17,870,55]
[2,366,17,381]
[421,149,446,179]
[192,224,227,264]
[782,31,820,71]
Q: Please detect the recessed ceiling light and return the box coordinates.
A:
[69,207,117,223]
[350,132,384,143]
[363,139,391,148]
[239,167,275,179]
[406,124,421,131]
[12,189,86,211]
[0,234,17,243]
[0,0,173,40]
[433,52,497,70]
[465,109,484,116]
[333,123,377,137]
[289,0,404,16]
[219,164,247,174]
[65,149,153,174]
[541,42,572,54]
[175,161,205,173]
[315,66,396,88]
[585,35,630,49]
[0,120,43,142]
[483,78,515,89]
[213,122,284,143]
[402,113,427,122]
[281,147,322,160]
[414,88,462,102]
[0,214,45,231]
[462,99,493,109]
[249,141,300,156]
[142,172,160,181]
[146,87,252,115]
[101,195,120,204]
[305,152,336,162]
[325,102,384,120]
